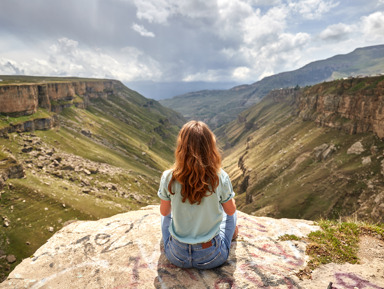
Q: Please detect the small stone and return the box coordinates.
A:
[48,227,54,232]
[347,141,365,155]
[6,255,16,263]
[362,156,371,165]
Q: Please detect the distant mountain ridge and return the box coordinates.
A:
[161,44,384,128]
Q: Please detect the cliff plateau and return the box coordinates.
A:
[0,79,115,117]
[296,76,384,139]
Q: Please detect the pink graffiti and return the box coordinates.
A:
[257,242,304,266]
[335,273,384,289]
[240,215,268,233]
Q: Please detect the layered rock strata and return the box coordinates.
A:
[295,76,384,139]
[0,80,116,117]
[266,76,384,139]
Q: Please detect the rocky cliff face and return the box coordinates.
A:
[0,80,116,117]
[294,76,384,139]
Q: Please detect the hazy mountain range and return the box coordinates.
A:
[161,44,384,129]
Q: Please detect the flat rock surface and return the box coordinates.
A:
[1,206,383,289]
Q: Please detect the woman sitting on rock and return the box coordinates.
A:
[158,120,238,269]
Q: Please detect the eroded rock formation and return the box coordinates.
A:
[0,155,24,190]
[0,80,116,117]
[295,76,384,139]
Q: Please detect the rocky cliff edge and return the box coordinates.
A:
[0,80,116,117]
[1,205,383,289]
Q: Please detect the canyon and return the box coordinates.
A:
[1,75,384,287]
[218,75,384,222]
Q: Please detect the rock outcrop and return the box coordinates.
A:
[0,80,116,117]
[1,205,383,289]
[0,155,24,190]
[294,76,384,139]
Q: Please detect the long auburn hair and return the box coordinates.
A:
[168,120,221,204]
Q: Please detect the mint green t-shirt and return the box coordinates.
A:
[157,168,235,244]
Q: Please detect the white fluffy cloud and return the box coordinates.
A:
[319,23,355,42]
[361,11,384,41]
[0,37,162,82]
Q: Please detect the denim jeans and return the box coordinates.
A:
[161,211,237,269]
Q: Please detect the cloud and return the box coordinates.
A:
[0,0,382,92]
[0,37,162,82]
[132,24,155,37]
[319,23,354,42]
[361,11,384,41]
[133,0,175,24]
[288,0,339,19]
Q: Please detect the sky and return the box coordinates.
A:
[0,0,384,99]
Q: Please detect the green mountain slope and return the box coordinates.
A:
[161,44,384,129]
[0,77,184,280]
[217,76,384,222]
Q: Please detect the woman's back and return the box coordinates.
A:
[158,168,235,244]
[159,120,237,269]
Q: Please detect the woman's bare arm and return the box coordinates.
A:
[222,198,236,216]
[160,199,171,216]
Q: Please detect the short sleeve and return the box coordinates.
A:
[219,171,235,203]
[157,171,171,201]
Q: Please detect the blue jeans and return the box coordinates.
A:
[161,211,237,269]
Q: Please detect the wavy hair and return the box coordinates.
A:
[168,120,221,204]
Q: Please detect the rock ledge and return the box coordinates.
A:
[1,206,383,289]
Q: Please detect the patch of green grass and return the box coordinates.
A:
[0,75,109,85]
[293,220,384,279]
[306,220,360,268]
[0,108,52,129]
[278,234,301,241]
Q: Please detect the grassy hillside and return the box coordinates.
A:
[217,83,384,222]
[0,78,184,280]
[0,75,103,85]
[161,44,384,129]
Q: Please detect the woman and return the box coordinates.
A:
[158,120,237,269]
